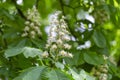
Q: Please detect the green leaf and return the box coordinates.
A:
[16,39,32,47]
[0,8,25,28]
[69,69,95,80]
[4,47,42,58]
[83,52,105,65]
[47,69,73,80]
[13,66,47,80]
[4,47,23,58]
[0,8,14,20]
[23,47,42,58]
[64,53,85,66]
[92,30,106,48]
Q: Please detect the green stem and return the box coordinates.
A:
[40,59,45,66]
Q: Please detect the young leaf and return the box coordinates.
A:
[4,47,23,58]
[23,47,42,58]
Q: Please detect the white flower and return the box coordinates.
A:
[59,32,65,36]
[59,50,67,56]
[27,15,32,20]
[48,36,56,43]
[62,35,71,41]
[44,11,73,59]
[45,44,50,48]
[22,6,42,39]
[37,30,42,36]
[56,39,63,45]
[64,44,71,49]
[99,73,108,80]
[61,25,66,28]
[51,44,57,50]
[21,32,28,37]
[41,51,49,58]
[30,23,34,27]
[67,53,73,58]
[30,31,36,36]
[24,26,30,31]
[51,26,57,32]
[25,21,30,25]
[34,26,39,31]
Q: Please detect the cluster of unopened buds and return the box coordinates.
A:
[42,11,73,59]
[98,64,108,80]
[21,6,41,39]
[93,64,108,80]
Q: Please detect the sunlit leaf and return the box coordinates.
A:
[23,47,42,58]
[5,47,23,58]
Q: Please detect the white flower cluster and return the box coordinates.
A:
[42,11,73,58]
[21,6,41,39]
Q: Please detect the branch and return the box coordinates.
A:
[35,0,40,9]
[59,0,65,15]
[12,0,27,20]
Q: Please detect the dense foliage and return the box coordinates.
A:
[0,0,120,80]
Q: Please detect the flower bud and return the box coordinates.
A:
[24,26,30,31]
[21,32,28,37]
[41,51,49,58]
[63,36,70,41]
[51,44,57,50]
[67,53,73,58]
[25,21,30,25]
[30,23,34,27]
[59,50,67,56]
[56,39,63,45]
[30,31,36,36]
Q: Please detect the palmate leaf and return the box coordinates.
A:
[13,66,47,80]
[4,47,42,58]
[47,69,73,80]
